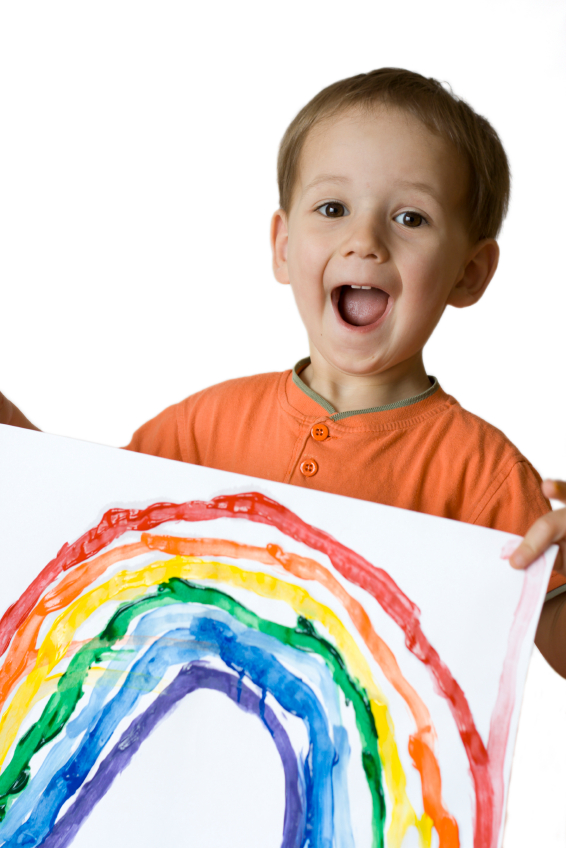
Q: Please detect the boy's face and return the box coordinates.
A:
[272,106,495,382]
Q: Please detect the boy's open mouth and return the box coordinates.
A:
[335,285,389,327]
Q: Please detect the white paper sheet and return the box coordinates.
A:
[0,425,556,848]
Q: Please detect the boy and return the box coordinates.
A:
[2,68,565,673]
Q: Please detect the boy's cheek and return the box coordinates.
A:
[287,251,323,291]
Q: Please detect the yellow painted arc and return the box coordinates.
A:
[0,556,431,847]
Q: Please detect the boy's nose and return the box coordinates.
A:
[341,218,389,262]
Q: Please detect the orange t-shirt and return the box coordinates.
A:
[125,361,565,594]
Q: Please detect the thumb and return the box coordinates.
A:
[541,479,566,505]
[508,480,566,570]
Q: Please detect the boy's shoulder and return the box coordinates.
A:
[185,369,286,405]
[124,369,289,461]
[434,390,525,454]
[425,388,549,533]
[178,369,290,423]
[425,387,537,487]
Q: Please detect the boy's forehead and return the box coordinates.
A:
[296,106,469,210]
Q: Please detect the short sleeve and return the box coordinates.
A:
[472,459,564,594]
[123,403,184,462]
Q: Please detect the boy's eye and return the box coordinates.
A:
[394,211,426,228]
[317,202,348,218]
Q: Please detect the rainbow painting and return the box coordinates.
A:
[0,426,553,848]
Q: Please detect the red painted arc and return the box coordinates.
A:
[0,492,493,847]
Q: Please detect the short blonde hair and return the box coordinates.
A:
[277,68,510,241]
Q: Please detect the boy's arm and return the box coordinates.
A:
[0,393,40,430]
[533,594,566,678]
[509,480,566,677]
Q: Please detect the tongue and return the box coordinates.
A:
[339,287,388,326]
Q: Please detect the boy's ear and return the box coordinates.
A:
[447,238,500,308]
[270,209,290,285]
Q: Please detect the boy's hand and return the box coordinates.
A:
[0,393,40,430]
[508,480,566,677]
[509,480,566,575]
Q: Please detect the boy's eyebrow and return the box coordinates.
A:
[303,174,351,192]
[393,179,441,203]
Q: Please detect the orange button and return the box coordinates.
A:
[300,458,318,477]
[311,423,329,442]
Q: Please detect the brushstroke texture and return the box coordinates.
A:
[0,492,531,848]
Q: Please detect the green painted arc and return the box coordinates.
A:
[0,578,386,846]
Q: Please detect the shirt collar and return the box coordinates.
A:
[291,357,440,421]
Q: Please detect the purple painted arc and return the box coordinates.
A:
[40,663,304,848]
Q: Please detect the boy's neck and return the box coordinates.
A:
[300,350,433,413]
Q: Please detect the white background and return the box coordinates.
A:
[0,0,565,843]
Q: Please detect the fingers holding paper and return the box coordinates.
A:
[508,480,566,575]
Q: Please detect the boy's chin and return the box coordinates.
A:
[313,348,391,378]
